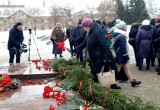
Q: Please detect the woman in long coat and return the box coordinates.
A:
[136,20,154,70]
[50,23,65,58]
[74,18,121,89]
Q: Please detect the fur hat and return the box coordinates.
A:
[142,20,150,25]
[55,23,61,27]
[116,21,127,30]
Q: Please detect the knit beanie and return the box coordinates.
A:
[82,18,93,27]
[15,22,22,27]
[142,20,150,25]
[116,21,127,30]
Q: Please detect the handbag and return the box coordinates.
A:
[97,65,116,86]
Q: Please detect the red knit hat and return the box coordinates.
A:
[82,18,93,27]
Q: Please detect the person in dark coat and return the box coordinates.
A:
[66,21,74,56]
[129,22,141,66]
[150,18,157,67]
[50,23,65,58]
[8,22,24,65]
[113,21,141,87]
[136,20,154,70]
[72,19,86,61]
[101,20,108,35]
[74,18,121,89]
[154,18,160,75]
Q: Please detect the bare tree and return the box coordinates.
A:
[25,8,43,17]
[86,6,96,19]
[145,0,157,18]
[8,0,13,5]
[25,8,43,35]
[50,5,62,25]
[97,0,117,20]
[63,4,74,21]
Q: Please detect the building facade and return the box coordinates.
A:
[0,10,53,31]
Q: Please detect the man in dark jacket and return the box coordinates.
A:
[150,18,157,67]
[72,19,86,61]
[8,22,24,65]
[129,22,141,66]
[66,21,74,56]
[154,18,160,74]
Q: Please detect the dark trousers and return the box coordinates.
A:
[151,50,156,65]
[133,46,140,66]
[140,58,150,67]
[76,50,83,61]
[9,48,21,64]
[69,40,74,55]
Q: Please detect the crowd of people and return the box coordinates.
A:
[8,17,160,90]
[129,18,160,74]
[50,18,146,89]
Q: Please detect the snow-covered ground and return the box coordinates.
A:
[0,29,71,65]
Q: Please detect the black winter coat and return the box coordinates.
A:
[76,22,113,74]
[8,26,24,50]
[154,25,160,57]
[72,26,86,46]
[129,23,141,47]
[66,26,74,39]
[114,32,129,64]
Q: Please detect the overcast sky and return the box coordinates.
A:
[0,0,160,12]
[0,0,101,12]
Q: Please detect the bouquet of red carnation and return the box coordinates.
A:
[0,74,12,87]
[57,42,65,51]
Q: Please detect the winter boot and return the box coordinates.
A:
[146,66,150,70]
[138,66,143,71]
[55,54,57,59]
[110,84,121,89]
[60,54,63,58]
[131,79,141,87]
[155,67,160,72]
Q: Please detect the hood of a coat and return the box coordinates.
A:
[89,22,101,34]
[150,18,156,25]
[114,28,127,37]
[140,25,152,31]
[131,23,141,28]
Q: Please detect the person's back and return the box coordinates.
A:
[136,20,154,70]
[129,23,141,46]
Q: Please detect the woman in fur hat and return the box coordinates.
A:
[50,23,65,58]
